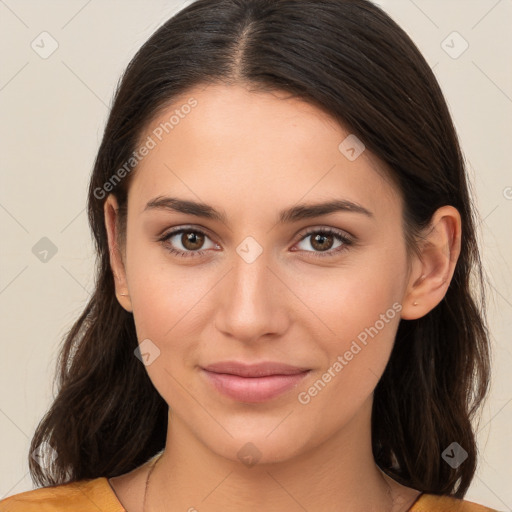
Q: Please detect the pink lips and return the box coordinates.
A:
[201,361,311,403]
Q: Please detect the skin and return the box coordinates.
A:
[104,83,461,512]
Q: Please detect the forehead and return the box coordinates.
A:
[128,83,401,222]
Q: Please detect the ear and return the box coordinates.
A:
[104,194,133,312]
[400,205,462,320]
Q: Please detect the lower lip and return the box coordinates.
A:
[202,370,310,403]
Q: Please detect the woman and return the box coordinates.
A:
[0,0,498,511]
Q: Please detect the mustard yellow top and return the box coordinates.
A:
[0,477,500,511]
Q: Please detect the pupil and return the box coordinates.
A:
[313,234,332,251]
[183,232,203,250]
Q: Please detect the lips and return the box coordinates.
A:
[201,361,311,402]
[202,361,310,377]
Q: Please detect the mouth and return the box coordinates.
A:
[201,361,311,403]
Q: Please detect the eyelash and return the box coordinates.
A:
[158,226,354,260]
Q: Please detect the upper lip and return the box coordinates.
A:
[202,361,310,377]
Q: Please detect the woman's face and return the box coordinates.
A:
[108,83,415,464]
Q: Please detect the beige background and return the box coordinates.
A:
[0,0,511,509]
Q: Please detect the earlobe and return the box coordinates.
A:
[104,195,133,312]
[400,206,462,320]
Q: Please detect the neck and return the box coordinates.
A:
[144,397,404,512]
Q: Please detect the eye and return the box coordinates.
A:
[158,227,219,258]
[293,227,354,258]
[158,226,354,260]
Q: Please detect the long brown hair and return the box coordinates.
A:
[29,0,491,498]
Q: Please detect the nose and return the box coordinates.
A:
[213,242,290,344]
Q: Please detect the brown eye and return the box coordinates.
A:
[294,228,354,258]
[159,227,218,258]
[181,231,205,251]
[310,233,335,252]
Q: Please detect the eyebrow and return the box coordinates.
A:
[144,196,374,224]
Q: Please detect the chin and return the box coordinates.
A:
[198,426,311,468]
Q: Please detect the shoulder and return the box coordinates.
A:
[0,477,125,512]
[411,493,501,511]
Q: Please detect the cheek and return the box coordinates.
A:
[294,286,401,431]
[128,266,205,346]
[289,248,405,398]
[288,250,405,343]
[124,242,216,372]
[125,257,206,404]
[125,235,193,325]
